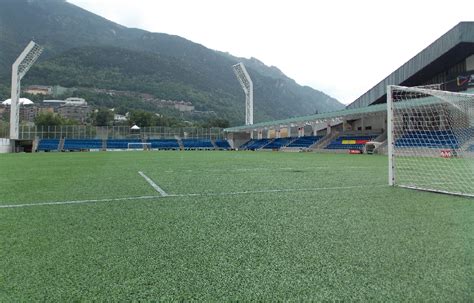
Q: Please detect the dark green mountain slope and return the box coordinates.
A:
[0,0,344,125]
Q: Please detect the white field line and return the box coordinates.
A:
[0,195,161,209]
[0,184,386,209]
[164,166,382,174]
[138,171,168,197]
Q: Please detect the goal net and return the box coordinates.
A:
[127,142,151,151]
[387,85,474,197]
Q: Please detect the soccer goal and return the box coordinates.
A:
[127,142,151,151]
[387,85,474,197]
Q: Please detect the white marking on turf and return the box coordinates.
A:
[138,171,168,196]
[0,195,161,209]
[0,184,386,209]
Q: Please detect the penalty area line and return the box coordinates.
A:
[0,184,387,209]
[138,171,168,197]
[0,195,162,209]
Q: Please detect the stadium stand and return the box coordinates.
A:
[37,139,60,151]
[241,138,272,150]
[287,136,323,148]
[239,139,257,150]
[147,139,180,150]
[395,130,460,149]
[262,137,293,149]
[106,139,142,149]
[214,139,231,150]
[325,134,378,151]
[63,139,102,151]
[262,137,295,150]
[182,138,214,150]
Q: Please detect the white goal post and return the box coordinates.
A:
[387,85,474,197]
[127,142,151,151]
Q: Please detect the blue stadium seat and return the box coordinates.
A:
[106,139,142,149]
[262,137,295,150]
[182,139,214,150]
[147,139,180,150]
[63,139,102,151]
[37,139,60,151]
[241,138,272,150]
[395,130,461,149]
[214,139,231,150]
[325,134,378,151]
[287,136,323,148]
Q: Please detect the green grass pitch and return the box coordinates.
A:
[0,151,472,301]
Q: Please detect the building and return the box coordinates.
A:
[174,101,195,112]
[24,85,52,95]
[114,114,128,122]
[1,103,39,123]
[64,97,87,105]
[41,97,90,123]
[348,21,474,109]
[224,22,474,147]
[57,104,91,123]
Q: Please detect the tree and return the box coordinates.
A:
[92,108,114,126]
[34,112,65,126]
[201,118,230,128]
[129,110,155,127]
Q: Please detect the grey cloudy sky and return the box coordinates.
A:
[68,0,473,104]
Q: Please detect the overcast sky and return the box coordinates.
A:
[68,0,473,104]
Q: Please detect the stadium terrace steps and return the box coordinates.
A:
[287,136,323,148]
[214,139,231,150]
[262,137,296,149]
[241,138,272,150]
[311,132,339,149]
[240,136,324,151]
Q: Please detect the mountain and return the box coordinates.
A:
[0,0,344,125]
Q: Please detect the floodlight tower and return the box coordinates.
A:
[10,41,43,141]
[232,63,253,125]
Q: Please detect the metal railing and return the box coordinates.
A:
[0,124,226,140]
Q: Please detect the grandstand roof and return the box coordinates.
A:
[225,86,474,132]
[225,22,474,133]
[225,103,386,132]
[347,22,474,109]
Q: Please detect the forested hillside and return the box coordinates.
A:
[0,0,344,125]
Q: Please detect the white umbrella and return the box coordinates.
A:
[2,98,34,105]
[130,124,140,130]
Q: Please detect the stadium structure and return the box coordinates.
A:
[224,22,474,154]
[0,22,473,156]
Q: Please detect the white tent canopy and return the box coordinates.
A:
[130,125,140,130]
[2,98,34,105]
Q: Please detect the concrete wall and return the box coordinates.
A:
[467,54,474,71]
[350,113,386,133]
[228,132,251,149]
[0,138,11,153]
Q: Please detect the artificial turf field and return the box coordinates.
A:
[0,151,472,301]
